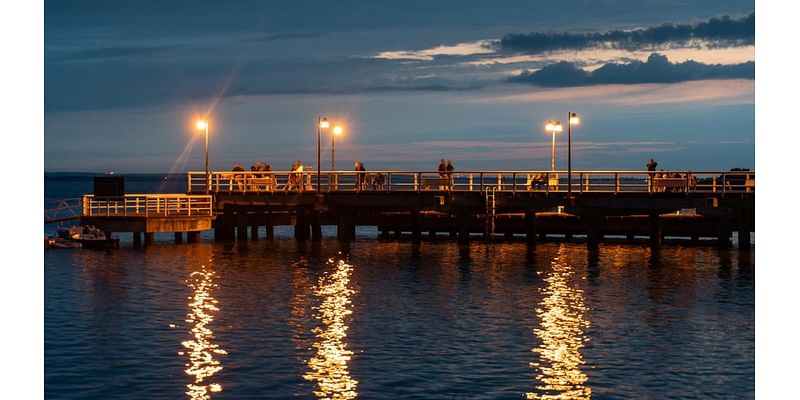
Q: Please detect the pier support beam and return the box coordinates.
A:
[737,211,751,250]
[295,211,309,241]
[132,232,142,247]
[250,225,259,240]
[457,212,470,244]
[311,212,322,242]
[144,233,154,246]
[649,213,662,247]
[187,232,200,243]
[174,232,183,244]
[215,205,235,241]
[236,211,248,241]
[524,212,537,245]
[586,216,600,248]
[337,211,355,242]
[266,213,274,240]
[411,212,421,243]
[717,217,731,249]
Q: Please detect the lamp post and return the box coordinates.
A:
[545,120,563,171]
[317,117,329,192]
[195,119,209,193]
[567,112,580,198]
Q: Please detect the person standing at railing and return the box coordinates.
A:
[354,161,366,191]
[438,159,447,190]
[646,158,658,192]
[446,160,455,191]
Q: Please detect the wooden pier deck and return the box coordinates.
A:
[49,169,753,248]
[187,169,754,249]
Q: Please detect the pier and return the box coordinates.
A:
[47,169,754,249]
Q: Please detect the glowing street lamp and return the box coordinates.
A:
[317,116,330,192]
[545,120,563,171]
[567,112,580,198]
[195,119,210,193]
[332,125,343,172]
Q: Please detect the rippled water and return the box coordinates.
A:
[45,236,754,399]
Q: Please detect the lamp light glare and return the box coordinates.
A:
[319,118,330,129]
[333,126,343,135]
[195,120,208,130]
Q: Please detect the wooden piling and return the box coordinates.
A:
[174,232,183,243]
[524,212,537,245]
[250,225,259,240]
[587,216,600,247]
[649,213,662,247]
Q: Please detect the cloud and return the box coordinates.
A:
[500,13,754,53]
[373,40,496,61]
[508,53,753,86]
[468,79,753,107]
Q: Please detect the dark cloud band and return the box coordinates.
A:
[508,53,754,87]
[500,13,754,53]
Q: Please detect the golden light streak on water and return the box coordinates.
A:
[182,264,227,400]
[526,247,592,399]
[303,257,359,399]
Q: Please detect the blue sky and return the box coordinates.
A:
[44,0,754,172]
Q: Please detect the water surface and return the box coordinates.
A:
[45,238,754,399]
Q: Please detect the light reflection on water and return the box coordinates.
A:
[303,256,359,399]
[182,262,227,399]
[527,246,592,399]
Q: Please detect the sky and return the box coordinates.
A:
[44,0,755,173]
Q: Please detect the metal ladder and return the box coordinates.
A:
[484,187,497,238]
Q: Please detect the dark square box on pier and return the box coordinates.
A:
[93,176,125,198]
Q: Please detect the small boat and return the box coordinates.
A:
[54,226,119,249]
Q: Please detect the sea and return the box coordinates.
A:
[44,174,755,399]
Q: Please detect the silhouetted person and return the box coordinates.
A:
[355,161,366,191]
[446,160,455,190]
[435,159,446,190]
[647,158,658,192]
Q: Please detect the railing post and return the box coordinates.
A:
[480,173,484,191]
[512,172,516,193]
[585,173,590,192]
[415,173,419,191]
[546,172,550,194]
[713,175,717,193]
[579,173,584,193]
[469,174,473,191]
[615,173,620,193]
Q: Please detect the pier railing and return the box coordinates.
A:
[82,194,213,217]
[187,170,754,194]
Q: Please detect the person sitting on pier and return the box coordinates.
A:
[528,173,547,190]
[438,159,447,190]
[232,164,246,190]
